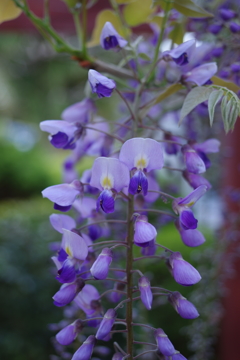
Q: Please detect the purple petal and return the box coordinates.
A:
[144,174,160,203]
[172,353,188,360]
[182,145,206,174]
[219,8,236,21]
[73,197,96,218]
[119,138,164,172]
[61,229,88,261]
[49,214,76,233]
[139,276,153,310]
[40,120,77,137]
[75,284,100,315]
[193,139,220,153]
[96,309,116,340]
[180,209,198,230]
[155,328,175,356]
[53,279,85,307]
[90,157,130,192]
[57,257,76,283]
[56,322,78,345]
[168,291,199,319]
[72,335,96,360]
[129,170,148,196]
[141,239,157,255]
[175,221,206,247]
[183,171,211,190]
[162,39,195,66]
[184,62,217,86]
[100,22,127,50]
[54,204,72,212]
[170,252,201,286]
[134,217,157,244]
[61,98,96,124]
[42,182,80,206]
[90,248,113,280]
[97,189,115,214]
[229,22,240,33]
[88,70,116,98]
[178,185,207,206]
[50,132,69,148]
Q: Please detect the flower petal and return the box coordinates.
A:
[42,182,80,206]
[178,185,207,206]
[61,229,88,261]
[49,214,76,233]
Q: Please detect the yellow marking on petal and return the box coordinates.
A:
[186,201,195,206]
[65,245,73,257]
[134,153,149,170]
[101,174,114,189]
[136,158,147,168]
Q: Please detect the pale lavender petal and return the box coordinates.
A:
[168,291,199,319]
[61,229,88,261]
[119,138,164,172]
[42,182,80,206]
[193,139,220,153]
[53,279,85,307]
[96,309,116,340]
[185,62,217,86]
[56,322,78,345]
[138,276,153,310]
[100,22,127,50]
[88,70,116,98]
[73,197,96,218]
[49,214,76,233]
[144,174,160,203]
[170,252,201,286]
[162,39,195,65]
[182,145,206,174]
[61,98,96,124]
[175,221,205,247]
[134,217,157,244]
[40,120,77,137]
[90,157,130,192]
[183,171,212,190]
[74,284,100,315]
[90,248,113,280]
[178,185,207,206]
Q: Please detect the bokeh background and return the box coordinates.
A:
[1,1,240,360]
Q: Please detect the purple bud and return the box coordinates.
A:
[90,248,113,280]
[219,8,236,21]
[169,252,201,286]
[129,170,148,196]
[183,171,211,190]
[172,352,188,360]
[168,291,199,319]
[212,46,224,58]
[134,216,157,246]
[208,23,223,35]
[100,22,127,50]
[61,98,96,124]
[56,319,83,345]
[229,22,240,33]
[112,352,124,360]
[96,309,116,340]
[138,276,153,310]
[231,63,240,73]
[97,189,115,214]
[88,70,116,98]
[175,220,205,247]
[179,209,198,230]
[53,279,85,306]
[72,335,96,360]
[154,328,175,356]
[182,145,206,174]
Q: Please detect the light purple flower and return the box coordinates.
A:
[100,22,127,50]
[183,171,211,190]
[56,319,83,345]
[49,214,76,233]
[171,352,188,360]
[169,252,201,286]
[161,39,195,66]
[74,284,100,316]
[90,157,130,214]
[154,328,175,356]
[134,215,157,246]
[40,120,78,149]
[138,276,153,310]
[168,291,199,319]
[192,138,220,169]
[72,335,96,360]
[112,353,124,360]
[96,308,116,340]
[90,248,113,280]
[88,70,116,98]
[119,138,164,196]
[61,98,96,124]
[183,62,217,86]
[144,174,160,203]
[73,197,96,219]
[53,278,85,307]
[182,145,206,174]
[175,220,206,247]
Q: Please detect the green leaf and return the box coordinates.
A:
[0,0,22,24]
[153,83,183,105]
[208,89,223,126]
[179,86,213,124]
[168,22,184,45]
[211,76,240,93]
[138,52,151,61]
[173,0,213,18]
[221,95,229,133]
[123,0,154,26]
[229,104,239,130]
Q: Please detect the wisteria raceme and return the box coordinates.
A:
[32,1,229,359]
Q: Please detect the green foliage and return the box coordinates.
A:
[123,0,154,26]
[155,0,213,18]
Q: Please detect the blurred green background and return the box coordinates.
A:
[0,33,218,360]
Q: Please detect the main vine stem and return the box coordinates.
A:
[126,194,134,359]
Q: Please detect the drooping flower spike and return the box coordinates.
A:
[119,138,164,196]
[88,69,116,98]
[172,185,207,230]
[161,39,195,66]
[90,157,130,213]
[100,22,127,50]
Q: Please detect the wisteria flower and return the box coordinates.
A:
[175,220,206,247]
[100,22,127,50]
[56,319,83,345]
[40,120,78,149]
[168,291,199,319]
[168,252,201,286]
[182,145,206,174]
[88,69,116,98]
[61,98,96,124]
[96,308,116,340]
[72,335,96,360]
[183,170,211,190]
[134,215,157,246]
[53,278,85,307]
[161,39,195,66]
[183,62,217,86]
[119,138,164,196]
[90,157,130,213]
[49,213,76,233]
[74,284,100,316]
[192,138,220,169]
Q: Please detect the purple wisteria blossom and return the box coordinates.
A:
[96,308,116,340]
[183,171,211,190]
[168,252,201,286]
[88,70,116,98]
[134,215,157,246]
[56,319,83,345]
[61,98,96,124]
[119,138,164,196]
[183,62,217,86]
[72,335,96,360]
[172,185,207,230]
[161,39,195,66]
[192,138,220,169]
[90,157,130,213]
[182,145,206,174]
[100,22,127,50]
[40,120,78,149]
[53,278,85,307]
[154,328,175,356]
[175,220,206,247]
[90,248,113,280]
[74,284,100,316]
[49,214,76,233]
[168,291,199,319]
[138,276,153,310]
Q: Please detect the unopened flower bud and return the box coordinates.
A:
[134,215,157,246]
[168,291,199,319]
[72,335,96,360]
[100,22,127,50]
[96,308,116,340]
[154,328,175,356]
[182,145,206,174]
[88,70,116,98]
[53,278,85,307]
[168,252,201,286]
[112,352,124,360]
[138,276,153,310]
[175,220,205,247]
[90,248,113,280]
[56,319,83,346]
[172,351,188,360]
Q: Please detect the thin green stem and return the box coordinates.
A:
[44,0,50,24]
[73,11,82,50]
[84,125,124,143]
[82,0,87,57]
[115,89,136,122]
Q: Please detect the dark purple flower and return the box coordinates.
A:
[96,189,115,213]
[164,135,182,155]
[182,145,206,174]
[208,23,223,35]
[168,291,199,319]
[231,63,240,73]
[88,70,116,98]
[72,335,96,360]
[141,239,157,256]
[219,8,236,21]
[138,276,153,310]
[161,39,195,66]
[154,328,175,356]
[40,120,78,149]
[100,22,127,50]
[134,215,157,246]
[53,278,85,307]
[90,248,113,280]
[169,252,201,286]
[56,319,83,345]
[61,98,96,124]
[229,22,240,33]
[96,309,116,340]
[212,46,224,58]
[129,170,148,196]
